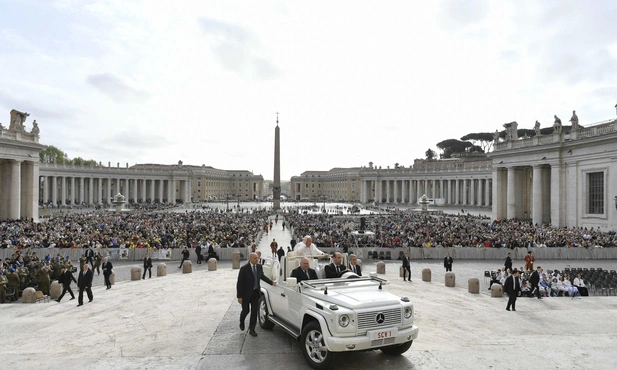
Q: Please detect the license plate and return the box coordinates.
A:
[368,328,398,340]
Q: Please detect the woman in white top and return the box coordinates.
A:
[573,274,588,296]
[563,276,580,298]
[554,277,568,296]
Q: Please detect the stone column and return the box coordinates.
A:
[87,178,93,204]
[506,167,517,219]
[393,180,399,203]
[150,179,155,202]
[69,177,75,205]
[20,161,37,220]
[0,162,10,219]
[42,175,48,204]
[532,166,543,225]
[454,179,461,204]
[9,160,21,219]
[493,169,506,220]
[140,179,146,202]
[550,164,562,227]
[59,176,66,205]
[470,179,475,206]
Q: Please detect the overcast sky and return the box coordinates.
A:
[1,0,616,180]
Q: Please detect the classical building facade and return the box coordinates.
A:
[291,157,492,207]
[38,163,264,206]
[489,117,617,231]
[0,109,45,220]
[291,116,617,231]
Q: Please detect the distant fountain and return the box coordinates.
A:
[419,194,429,212]
[111,193,127,212]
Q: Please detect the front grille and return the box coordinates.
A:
[357,308,401,331]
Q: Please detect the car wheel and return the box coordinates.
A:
[301,321,334,369]
[380,340,413,355]
[258,295,275,330]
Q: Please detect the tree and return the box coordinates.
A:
[435,139,472,159]
[39,145,67,164]
[460,132,496,152]
[425,148,436,160]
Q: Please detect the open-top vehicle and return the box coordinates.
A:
[258,253,419,369]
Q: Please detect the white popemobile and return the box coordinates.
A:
[258,253,419,369]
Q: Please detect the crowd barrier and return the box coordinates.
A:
[3,246,617,262]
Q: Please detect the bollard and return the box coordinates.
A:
[376,261,386,274]
[182,260,193,273]
[491,284,503,297]
[232,251,240,269]
[157,263,167,277]
[422,268,431,282]
[131,267,142,281]
[208,258,218,271]
[50,281,62,300]
[445,272,455,287]
[22,287,36,303]
[110,272,115,285]
[468,278,479,294]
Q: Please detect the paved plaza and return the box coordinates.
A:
[2,217,617,370]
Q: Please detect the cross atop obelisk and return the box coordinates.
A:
[273,112,281,209]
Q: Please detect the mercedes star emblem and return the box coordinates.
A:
[375,313,385,324]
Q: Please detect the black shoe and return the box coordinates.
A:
[70,297,75,300]
[249,329,257,337]
[89,299,93,302]
[538,297,542,299]
[239,322,245,331]
[506,308,510,311]
[77,304,83,307]
[512,309,516,311]
[56,299,61,303]
[142,277,145,280]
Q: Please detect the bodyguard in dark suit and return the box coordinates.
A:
[77,264,93,306]
[504,269,522,311]
[529,266,542,299]
[56,266,77,302]
[195,245,202,264]
[324,252,348,278]
[348,254,362,276]
[85,247,95,268]
[290,257,318,283]
[142,254,153,279]
[504,253,513,272]
[102,257,113,289]
[402,252,411,282]
[444,253,453,272]
[237,252,276,337]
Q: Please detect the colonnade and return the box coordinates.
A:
[0,159,39,220]
[39,175,191,205]
[493,165,553,226]
[360,178,492,207]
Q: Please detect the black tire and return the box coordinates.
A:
[380,340,413,355]
[301,321,334,369]
[258,295,275,330]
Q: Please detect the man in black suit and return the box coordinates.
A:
[85,246,95,268]
[444,253,453,272]
[402,252,411,282]
[142,254,153,279]
[56,266,77,302]
[504,268,522,311]
[504,252,513,272]
[348,254,362,276]
[237,252,276,337]
[102,257,113,289]
[77,264,93,307]
[325,252,348,278]
[290,257,318,283]
[195,244,202,264]
[529,266,543,299]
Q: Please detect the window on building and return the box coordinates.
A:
[588,172,604,214]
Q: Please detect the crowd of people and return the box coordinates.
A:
[287,211,617,250]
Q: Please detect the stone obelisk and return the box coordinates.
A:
[273,113,281,209]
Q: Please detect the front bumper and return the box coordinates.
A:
[324,325,419,352]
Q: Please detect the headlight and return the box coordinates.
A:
[338,315,350,327]
[404,307,412,319]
